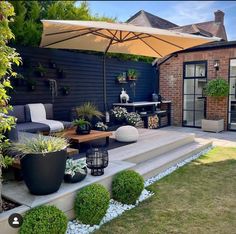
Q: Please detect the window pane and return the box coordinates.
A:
[183,111,193,126]
[195,64,206,77]
[184,95,194,110]
[229,78,236,95]
[230,59,236,77]
[195,95,205,111]
[184,79,194,94]
[185,64,195,77]
[195,78,207,94]
[195,111,205,127]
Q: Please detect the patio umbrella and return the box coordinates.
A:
[40,20,219,110]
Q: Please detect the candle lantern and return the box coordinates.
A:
[86,148,109,176]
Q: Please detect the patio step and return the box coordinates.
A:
[109,132,195,164]
[133,139,212,180]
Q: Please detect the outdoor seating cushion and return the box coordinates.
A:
[115,125,139,142]
[8,105,26,123]
[17,122,50,133]
[25,103,53,122]
[61,121,72,129]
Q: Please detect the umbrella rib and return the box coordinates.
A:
[105,30,118,53]
[147,34,184,49]
[42,28,102,48]
[91,31,116,41]
[106,30,120,41]
[45,27,93,36]
[132,32,163,57]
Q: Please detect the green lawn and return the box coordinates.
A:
[95,147,236,234]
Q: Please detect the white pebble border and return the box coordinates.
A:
[67,146,213,234]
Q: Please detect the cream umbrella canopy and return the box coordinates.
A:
[40,20,219,109]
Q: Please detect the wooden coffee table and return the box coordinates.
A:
[62,128,113,148]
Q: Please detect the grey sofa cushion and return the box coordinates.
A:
[44,103,53,119]
[8,105,26,123]
[25,103,53,121]
[17,122,50,133]
[61,121,72,129]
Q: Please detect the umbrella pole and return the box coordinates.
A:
[103,52,107,112]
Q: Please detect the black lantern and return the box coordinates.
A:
[86,148,109,176]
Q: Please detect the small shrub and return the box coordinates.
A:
[74,184,110,225]
[112,170,144,205]
[20,205,68,234]
[204,78,229,98]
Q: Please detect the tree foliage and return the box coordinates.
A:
[10,1,116,46]
[0,1,21,212]
[9,1,152,62]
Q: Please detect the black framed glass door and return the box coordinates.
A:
[228,59,236,130]
[183,62,207,127]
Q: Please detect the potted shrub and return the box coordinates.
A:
[13,135,68,195]
[35,63,46,77]
[76,102,103,125]
[64,158,87,183]
[95,121,108,131]
[73,118,91,135]
[127,69,138,80]
[202,77,229,132]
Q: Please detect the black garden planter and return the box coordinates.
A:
[76,124,91,135]
[64,167,87,183]
[20,150,67,195]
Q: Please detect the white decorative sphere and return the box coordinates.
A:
[115,125,139,142]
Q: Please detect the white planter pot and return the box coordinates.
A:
[201,119,224,133]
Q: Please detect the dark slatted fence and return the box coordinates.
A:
[11,46,157,120]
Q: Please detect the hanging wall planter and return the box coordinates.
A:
[61,86,70,96]
[35,63,46,77]
[48,59,57,69]
[57,68,65,79]
[127,69,138,81]
[26,78,37,91]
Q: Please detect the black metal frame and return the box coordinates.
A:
[228,58,236,130]
[182,61,207,128]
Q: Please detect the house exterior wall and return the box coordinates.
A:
[159,46,236,129]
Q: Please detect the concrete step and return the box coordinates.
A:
[133,139,212,180]
[109,133,195,164]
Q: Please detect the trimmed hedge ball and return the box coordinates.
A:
[74,183,110,225]
[20,205,67,234]
[112,170,144,205]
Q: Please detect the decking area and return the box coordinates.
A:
[1,128,212,234]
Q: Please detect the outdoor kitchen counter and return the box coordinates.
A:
[113,101,172,128]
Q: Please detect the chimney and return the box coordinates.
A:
[214,10,224,24]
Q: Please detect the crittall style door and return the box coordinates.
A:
[228,59,236,130]
[183,61,207,127]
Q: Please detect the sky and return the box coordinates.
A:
[77,1,236,41]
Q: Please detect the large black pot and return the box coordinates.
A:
[76,124,91,135]
[20,150,67,195]
[64,167,87,183]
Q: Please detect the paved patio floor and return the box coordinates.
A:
[164,126,236,147]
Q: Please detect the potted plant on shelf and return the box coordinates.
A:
[13,135,68,195]
[76,102,103,125]
[202,77,229,132]
[116,73,127,83]
[95,121,108,131]
[127,69,138,81]
[73,118,91,135]
[64,158,87,183]
[35,63,46,77]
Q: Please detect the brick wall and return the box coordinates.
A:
[159,47,236,129]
